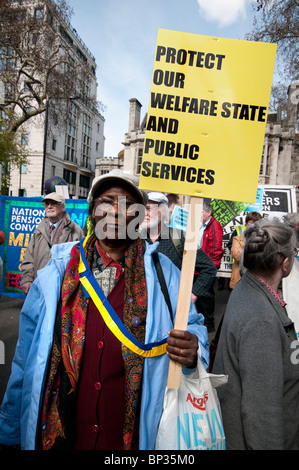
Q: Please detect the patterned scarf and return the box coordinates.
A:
[41,234,147,450]
[254,273,286,307]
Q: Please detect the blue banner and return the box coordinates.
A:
[0,196,88,298]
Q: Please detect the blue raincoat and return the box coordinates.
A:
[0,240,208,449]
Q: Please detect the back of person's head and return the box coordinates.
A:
[245,211,262,225]
[284,212,299,243]
[283,212,299,228]
[166,193,180,206]
[243,219,296,275]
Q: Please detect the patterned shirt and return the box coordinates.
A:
[91,241,125,297]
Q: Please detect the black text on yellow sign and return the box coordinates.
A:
[139,29,276,203]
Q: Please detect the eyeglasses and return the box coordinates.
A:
[94,197,139,214]
[43,200,61,206]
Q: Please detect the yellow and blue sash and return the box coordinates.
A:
[78,238,168,358]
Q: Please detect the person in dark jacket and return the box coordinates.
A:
[140,192,217,326]
[213,219,299,449]
[197,200,224,330]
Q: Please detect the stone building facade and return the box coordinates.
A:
[123,98,147,175]
[260,82,299,192]
[95,151,124,177]
[4,0,105,199]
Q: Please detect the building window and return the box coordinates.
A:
[34,8,44,19]
[65,56,75,85]
[260,144,269,176]
[137,148,143,174]
[63,169,76,185]
[96,142,99,152]
[20,163,27,174]
[4,82,14,100]
[0,47,15,71]
[60,28,74,46]
[66,56,75,72]
[21,134,29,146]
[77,48,87,63]
[81,113,91,168]
[259,154,264,175]
[65,102,78,163]
[52,113,58,126]
[51,165,56,176]
[82,76,90,105]
[32,34,41,45]
[281,109,287,121]
[52,138,57,151]
[0,110,7,132]
[79,174,90,189]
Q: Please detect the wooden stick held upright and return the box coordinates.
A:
[167,196,203,389]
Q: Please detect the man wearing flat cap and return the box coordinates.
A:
[0,170,208,451]
[20,192,84,294]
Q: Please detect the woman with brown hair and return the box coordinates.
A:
[229,211,262,289]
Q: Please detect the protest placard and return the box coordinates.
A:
[139,29,276,388]
[218,185,297,278]
[139,29,276,203]
[211,199,250,227]
[244,187,264,212]
[168,205,189,231]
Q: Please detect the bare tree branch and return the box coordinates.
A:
[0,0,99,134]
[247,0,299,82]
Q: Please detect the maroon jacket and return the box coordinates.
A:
[201,216,224,270]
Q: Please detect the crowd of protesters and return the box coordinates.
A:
[0,170,298,450]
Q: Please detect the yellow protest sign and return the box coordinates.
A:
[139,29,277,203]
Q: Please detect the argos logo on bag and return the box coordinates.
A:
[186,392,208,410]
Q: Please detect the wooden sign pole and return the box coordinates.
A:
[167,196,203,389]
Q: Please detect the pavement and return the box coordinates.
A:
[0,279,231,404]
[0,295,24,403]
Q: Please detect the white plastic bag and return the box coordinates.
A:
[155,350,228,450]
